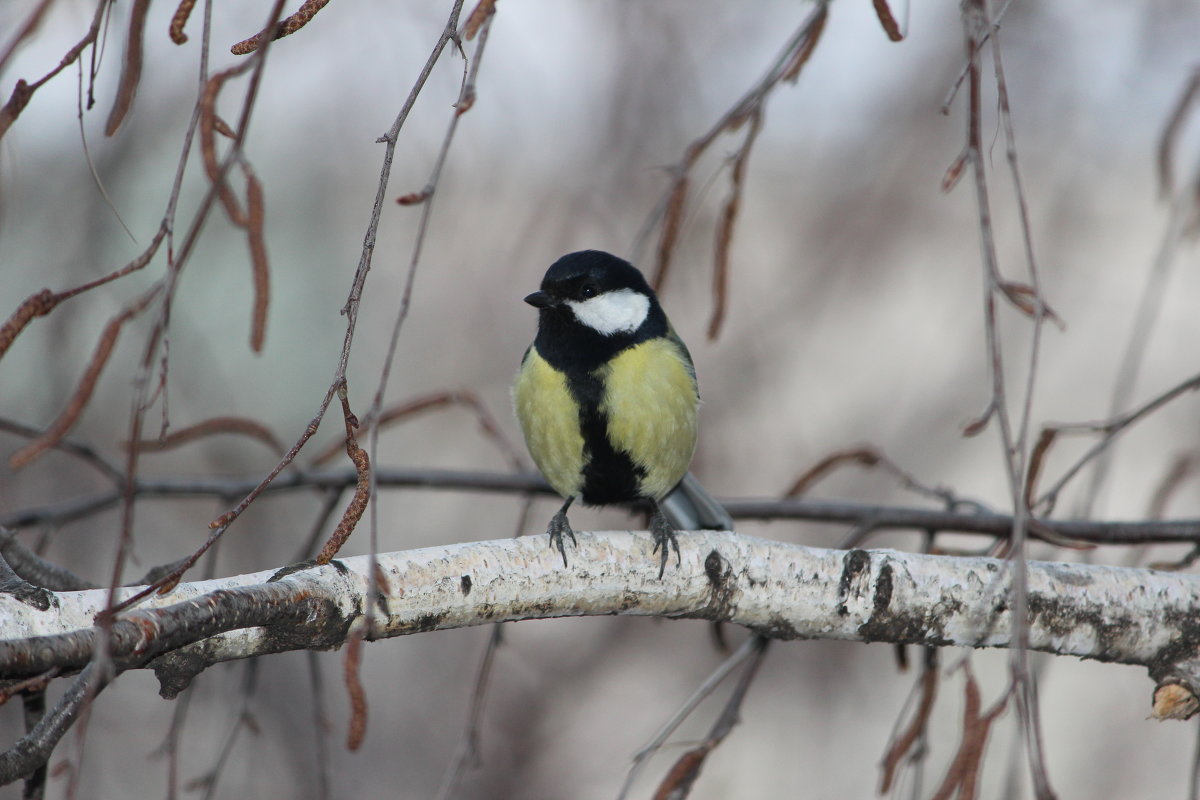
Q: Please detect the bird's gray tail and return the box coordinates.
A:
[660,472,733,531]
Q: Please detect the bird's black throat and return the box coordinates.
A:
[533,305,668,506]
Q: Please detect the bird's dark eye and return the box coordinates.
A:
[580,284,598,299]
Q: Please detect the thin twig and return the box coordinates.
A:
[632,3,828,303]
[9,469,1200,547]
[1034,373,1200,514]
[649,637,770,799]
[434,624,503,800]
[617,635,763,800]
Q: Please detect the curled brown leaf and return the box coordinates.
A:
[199,68,248,225]
[709,110,762,341]
[231,0,332,55]
[170,0,197,45]
[0,289,58,362]
[316,391,370,564]
[783,446,882,498]
[10,289,159,470]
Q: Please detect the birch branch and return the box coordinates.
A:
[2,532,1197,694]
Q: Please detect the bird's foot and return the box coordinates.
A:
[649,508,682,580]
[547,508,577,568]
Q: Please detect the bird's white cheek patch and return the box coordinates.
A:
[567,289,650,335]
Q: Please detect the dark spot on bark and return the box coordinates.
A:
[873,562,894,616]
[704,550,725,586]
[460,574,472,596]
[837,549,871,616]
[857,559,951,647]
[412,613,444,632]
[751,613,802,640]
[1027,592,1138,664]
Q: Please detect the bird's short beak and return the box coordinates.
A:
[524,291,554,309]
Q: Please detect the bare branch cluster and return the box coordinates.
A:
[2,0,1199,796]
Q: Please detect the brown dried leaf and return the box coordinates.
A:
[199,68,248,225]
[942,150,968,192]
[455,90,476,117]
[1023,428,1057,509]
[709,111,762,341]
[10,294,156,469]
[931,664,1009,800]
[105,0,150,137]
[396,189,431,206]
[128,416,285,454]
[961,403,993,438]
[0,79,34,142]
[344,631,368,749]
[879,655,939,793]
[999,281,1063,327]
[653,176,689,293]
[780,4,828,83]
[245,164,270,353]
[652,745,711,800]
[213,115,237,138]
[463,0,497,41]
[872,0,905,41]
[316,392,371,564]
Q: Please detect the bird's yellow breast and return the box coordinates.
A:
[513,348,586,499]
[598,337,697,501]
[514,336,698,504]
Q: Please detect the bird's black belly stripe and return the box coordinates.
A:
[567,370,643,505]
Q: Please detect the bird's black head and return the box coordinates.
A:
[525,250,668,371]
[526,250,656,307]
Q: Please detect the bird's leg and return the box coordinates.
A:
[547,496,577,567]
[649,502,682,580]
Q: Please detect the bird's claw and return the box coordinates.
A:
[547,510,577,568]
[650,510,682,580]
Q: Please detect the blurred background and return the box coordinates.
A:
[2,0,1200,797]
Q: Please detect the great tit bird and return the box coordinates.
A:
[514,250,710,577]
